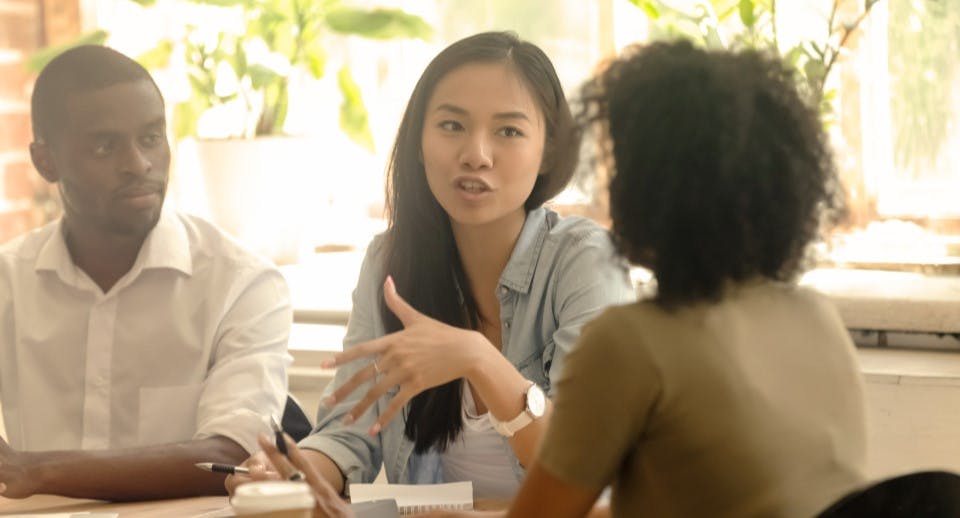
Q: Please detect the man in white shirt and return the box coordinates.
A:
[0,45,291,500]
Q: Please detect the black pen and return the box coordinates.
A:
[270,415,288,455]
[195,462,250,475]
[270,415,305,481]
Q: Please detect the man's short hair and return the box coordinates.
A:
[31,45,161,143]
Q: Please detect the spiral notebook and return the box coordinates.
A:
[349,481,473,516]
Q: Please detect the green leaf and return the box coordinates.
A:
[232,38,247,78]
[136,40,174,69]
[703,25,725,48]
[173,99,205,140]
[804,59,826,85]
[180,0,246,6]
[248,64,283,90]
[303,40,327,79]
[739,0,755,28]
[628,0,660,19]
[325,7,433,41]
[784,45,804,66]
[337,67,374,151]
[24,30,109,72]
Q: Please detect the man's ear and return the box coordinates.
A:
[29,141,58,183]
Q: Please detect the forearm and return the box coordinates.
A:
[466,343,553,467]
[301,448,347,495]
[26,436,247,501]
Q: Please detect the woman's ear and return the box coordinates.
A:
[29,141,58,183]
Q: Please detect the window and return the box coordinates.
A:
[828,0,960,271]
[15,0,959,353]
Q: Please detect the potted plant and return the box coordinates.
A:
[148,0,431,262]
[30,0,431,263]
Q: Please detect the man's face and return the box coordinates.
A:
[37,79,170,239]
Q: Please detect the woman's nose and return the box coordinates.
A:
[459,133,493,170]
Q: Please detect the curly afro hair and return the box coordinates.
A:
[580,40,844,308]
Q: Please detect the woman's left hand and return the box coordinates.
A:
[321,276,491,435]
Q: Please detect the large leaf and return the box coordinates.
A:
[738,0,755,28]
[628,0,660,19]
[325,7,433,41]
[24,30,109,72]
[302,39,327,79]
[337,67,373,151]
[137,40,174,70]
[248,64,284,90]
[173,97,208,140]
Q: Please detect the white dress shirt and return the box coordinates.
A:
[0,211,291,454]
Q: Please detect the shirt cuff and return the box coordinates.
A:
[299,433,377,486]
[195,409,270,455]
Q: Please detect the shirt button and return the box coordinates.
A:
[503,320,511,329]
[499,287,509,295]
[95,375,107,386]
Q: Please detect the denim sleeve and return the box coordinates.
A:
[544,229,636,397]
[298,236,386,484]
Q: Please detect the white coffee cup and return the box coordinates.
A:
[231,480,316,517]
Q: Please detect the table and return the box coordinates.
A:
[0,494,507,516]
[0,494,232,517]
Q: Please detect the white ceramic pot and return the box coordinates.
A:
[194,137,317,264]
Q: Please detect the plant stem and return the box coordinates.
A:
[819,1,878,94]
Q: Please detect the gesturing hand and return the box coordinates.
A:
[321,276,491,436]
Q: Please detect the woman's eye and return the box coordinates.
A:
[498,127,524,138]
[439,120,463,132]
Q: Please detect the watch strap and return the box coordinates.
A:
[489,382,538,437]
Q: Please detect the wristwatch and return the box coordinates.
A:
[489,382,546,437]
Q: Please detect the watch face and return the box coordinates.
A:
[527,384,546,417]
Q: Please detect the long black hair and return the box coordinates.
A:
[382,31,577,454]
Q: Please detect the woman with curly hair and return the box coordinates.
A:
[503,40,868,517]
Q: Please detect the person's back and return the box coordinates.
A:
[577,282,865,516]
[505,40,869,518]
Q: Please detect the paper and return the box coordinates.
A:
[349,481,473,515]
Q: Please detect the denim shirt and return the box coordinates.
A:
[299,207,635,488]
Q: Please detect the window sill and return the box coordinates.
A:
[799,268,960,335]
[282,254,960,352]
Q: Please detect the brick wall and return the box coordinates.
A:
[0,0,77,244]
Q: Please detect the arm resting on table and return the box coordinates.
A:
[2,435,247,501]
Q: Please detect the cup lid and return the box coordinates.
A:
[231,481,315,514]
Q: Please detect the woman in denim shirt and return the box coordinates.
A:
[230,31,634,500]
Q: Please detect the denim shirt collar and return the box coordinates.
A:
[498,207,550,295]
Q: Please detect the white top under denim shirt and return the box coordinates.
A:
[299,207,636,492]
[0,211,291,454]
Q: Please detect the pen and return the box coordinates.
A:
[270,415,305,481]
[195,462,250,476]
[270,415,288,455]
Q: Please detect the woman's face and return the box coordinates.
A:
[420,61,546,231]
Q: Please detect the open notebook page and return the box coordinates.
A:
[349,481,473,515]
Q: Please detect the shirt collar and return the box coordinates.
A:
[498,207,550,295]
[138,210,193,275]
[34,210,193,278]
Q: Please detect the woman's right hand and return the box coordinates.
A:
[224,449,283,495]
[258,432,354,518]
